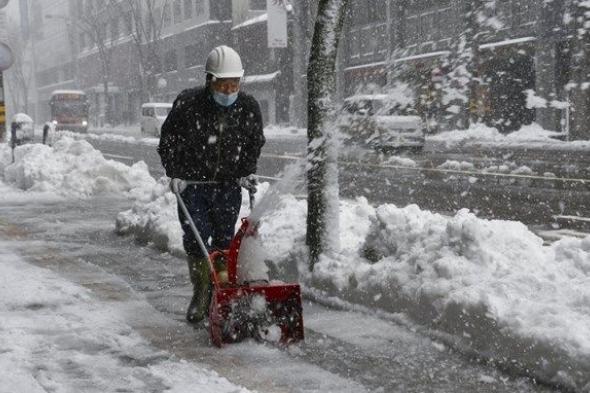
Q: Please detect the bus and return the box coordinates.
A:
[49,90,89,132]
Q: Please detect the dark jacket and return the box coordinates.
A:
[158,87,265,181]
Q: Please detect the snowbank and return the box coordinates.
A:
[58,124,305,147]
[58,130,160,146]
[117,178,590,391]
[0,138,155,198]
[0,247,253,393]
[431,123,590,150]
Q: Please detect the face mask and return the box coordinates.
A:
[212,91,238,107]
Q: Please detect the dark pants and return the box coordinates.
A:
[177,182,242,257]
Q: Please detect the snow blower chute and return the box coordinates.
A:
[174,182,304,347]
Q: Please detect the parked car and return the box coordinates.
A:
[10,113,35,147]
[140,103,172,137]
[338,94,426,152]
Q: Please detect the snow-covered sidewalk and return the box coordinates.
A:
[0,246,254,393]
[2,137,590,391]
[430,123,590,150]
[0,139,256,392]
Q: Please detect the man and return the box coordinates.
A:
[158,45,265,323]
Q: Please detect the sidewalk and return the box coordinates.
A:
[0,232,254,393]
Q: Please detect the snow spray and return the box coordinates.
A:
[237,161,306,283]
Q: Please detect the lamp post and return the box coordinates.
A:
[0,0,13,142]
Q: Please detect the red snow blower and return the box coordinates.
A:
[174,183,304,347]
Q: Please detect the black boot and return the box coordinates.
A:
[186,255,211,323]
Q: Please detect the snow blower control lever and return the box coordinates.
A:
[173,180,304,347]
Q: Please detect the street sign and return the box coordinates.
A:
[267,0,288,48]
[0,42,13,71]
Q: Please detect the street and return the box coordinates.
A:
[85,132,590,236]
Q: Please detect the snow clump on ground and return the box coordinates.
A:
[0,138,154,198]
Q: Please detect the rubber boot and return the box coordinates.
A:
[186,255,211,324]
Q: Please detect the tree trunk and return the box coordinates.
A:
[306,0,349,271]
[569,0,590,140]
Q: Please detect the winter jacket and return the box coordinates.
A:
[158,87,265,181]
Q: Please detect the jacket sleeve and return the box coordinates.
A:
[236,99,266,178]
[158,94,187,178]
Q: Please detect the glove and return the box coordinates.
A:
[169,178,187,194]
[238,174,258,193]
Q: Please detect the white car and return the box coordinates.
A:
[339,94,425,152]
[140,103,172,137]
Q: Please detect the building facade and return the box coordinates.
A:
[17,0,590,140]
[342,0,586,138]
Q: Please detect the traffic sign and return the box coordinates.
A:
[0,42,13,71]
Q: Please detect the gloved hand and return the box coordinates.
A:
[169,178,187,194]
[238,174,258,193]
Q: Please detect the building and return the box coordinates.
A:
[341,0,587,139]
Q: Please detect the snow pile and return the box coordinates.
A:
[117,171,590,388]
[58,130,161,147]
[437,160,475,171]
[114,176,271,282]
[309,204,590,391]
[264,125,306,138]
[0,247,253,393]
[431,123,590,149]
[430,123,503,143]
[0,138,155,198]
[384,155,418,168]
[115,177,185,254]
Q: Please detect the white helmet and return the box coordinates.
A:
[205,45,244,79]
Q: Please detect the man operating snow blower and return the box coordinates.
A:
[158,45,265,324]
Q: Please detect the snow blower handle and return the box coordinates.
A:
[172,183,212,270]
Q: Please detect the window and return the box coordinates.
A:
[368,0,386,23]
[164,49,178,72]
[250,0,266,10]
[174,0,182,23]
[142,107,155,117]
[110,16,120,41]
[99,23,107,43]
[210,0,231,19]
[195,0,205,16]
[184,0,192,19]
[124,11,133,35]
[351,6,368,26]
[152,7,162,30]
[79,32,86,49]
[62,62,74,80]
[349,30,361,59]
[163,3,172,26]
[77,0,85,18]
[185,43,201,68]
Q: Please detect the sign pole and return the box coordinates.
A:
[0,70,5,142]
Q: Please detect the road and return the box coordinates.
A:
[0,194,559,392]
[86,133,590,230]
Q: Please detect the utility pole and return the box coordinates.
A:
[0,0,15,142]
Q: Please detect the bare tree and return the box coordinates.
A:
[306,0,350,270]
[4,20,32,114]
[75,0,119,125]
[569,0,590,140]
[119,0,170,102]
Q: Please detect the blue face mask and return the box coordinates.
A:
[212,91,238,107]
